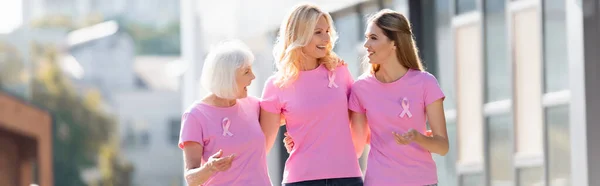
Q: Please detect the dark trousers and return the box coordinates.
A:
[283,177,363,186]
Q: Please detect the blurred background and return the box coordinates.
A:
[1,0,598,186]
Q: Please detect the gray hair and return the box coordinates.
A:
[200,40,254,99]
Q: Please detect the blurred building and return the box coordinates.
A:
[2,1,184,186]
[67,20,136,99]
[0,2,53,185]
[28,0,180,28]
[181,0,600,185]
[113,56,183,186]
[66,22,184,185]
[65,28,185,185]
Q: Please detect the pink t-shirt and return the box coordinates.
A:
[260,64,362,183]
[178,96,272,186]
[348,69,445,186]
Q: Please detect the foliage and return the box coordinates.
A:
[29,13,181,55]
[121,20,181,55]
[0,42,26,93]
[29,13,105,30]
[27,44,133,186]
[30,15,75,30]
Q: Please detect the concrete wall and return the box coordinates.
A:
[113,90,182,186]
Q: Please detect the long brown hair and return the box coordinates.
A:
[366,9,423,73]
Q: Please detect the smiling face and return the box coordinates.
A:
[301,15,331,60]
[363,22,396,65]
[234,64,255,99]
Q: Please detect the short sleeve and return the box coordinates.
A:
[260,76,283,114]
[178,112,204,149]
[423,73,445,106]
[348,86,366,114]
[341,65,355,97]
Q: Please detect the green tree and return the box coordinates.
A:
[0,41,27,94]
[29,44,133,186]
[30,15,75,30]
[122,21,181,55]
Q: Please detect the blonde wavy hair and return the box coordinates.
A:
[272,3,340,87]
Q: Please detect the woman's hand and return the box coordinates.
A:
[393,99,449,156]
[183,143,236,186]
[283,132,294,153]
[393,129,427,145]
[205,149,236,173]
[337,59,347,67]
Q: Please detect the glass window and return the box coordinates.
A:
[546,105,571,186]
[435,0,455,110]
[124,126,136,147]
[484,0,511,102]
[383,0,394,9]
[387,0,408,14]
[543,0,569,92]
[169,118,181,145]
[361,2,380,24]
[487,114,514,186]
[513,8,544,155]
[517,166,544,186]
[435,120,458,186]
[416,0,438,76]
[460,173,485,186]
[140,131,150,147]
[333,10,361,78]
[456,24,484,164]
[456,0,477,15]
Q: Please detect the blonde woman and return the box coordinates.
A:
[179,40,272,186]
[259,3,363,186]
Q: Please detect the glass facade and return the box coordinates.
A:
[456,0,477,14]
[543,0,569,93]
[423,0,576,185]
[333,8,362,78]
[517,166,544,186]
[484,0,510,102]
[487,114,514,185]
[546,105,571,185]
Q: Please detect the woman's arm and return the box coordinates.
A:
[183,142,235,185]
[394,99,449,156]
[350,110,369,158]
[260,109,283,153]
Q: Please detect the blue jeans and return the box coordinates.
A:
[283,177,363,186]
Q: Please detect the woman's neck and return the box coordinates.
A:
[205,94,236,107]
[375,57,409,83]
[300,56,319,71]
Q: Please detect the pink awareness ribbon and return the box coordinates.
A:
[328,71,338,88]
[222,117,233,136]
[399,97,412,118]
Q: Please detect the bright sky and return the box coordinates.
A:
[0,0,23,34]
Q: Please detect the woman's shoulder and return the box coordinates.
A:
[183,101,203,114]
[264,73,283,87]
[240,96,260,106]
[182,101,208,122]
[411,69,440,84]
[353,72,375,85]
